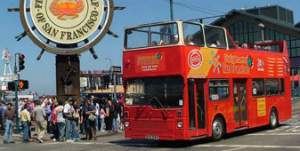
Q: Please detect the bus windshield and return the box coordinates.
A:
[125,77,184,108]
[125,23,178,49]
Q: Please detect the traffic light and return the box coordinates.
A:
[19,54,25,71]
[19,80,29,90]
[8,82,15,91]
[7,80,28,91]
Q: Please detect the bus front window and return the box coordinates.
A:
[125,23,179,49]
[125,77,184,108]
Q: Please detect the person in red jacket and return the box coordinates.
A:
[50,99,58,141]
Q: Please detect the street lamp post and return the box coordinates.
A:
[105,56,114,100]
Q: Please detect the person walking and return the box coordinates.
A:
[20,104,31,143]
[3,103,15,144]
[64,98,74,143]
[55,101,65,142]
[99,104,106,132]
[0,101,5,134]
[21,99,33,142]
[84,99,97,140]
[79,102,86,135]
[33,100,47,143]
[50,99,58,141]
[105,100,114,132]
[44,100,51,134]
[112,100,119,132]
[94,99,100,131]
[72,100,80,142]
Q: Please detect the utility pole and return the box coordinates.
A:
[170,0,174,21]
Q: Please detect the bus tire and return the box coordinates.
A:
[269,108,278,129]
[211,116,224,141]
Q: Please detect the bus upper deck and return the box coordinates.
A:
[123,20,289,79]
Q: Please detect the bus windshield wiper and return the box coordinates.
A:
[153,97,169,114]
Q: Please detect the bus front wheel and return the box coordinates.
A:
[269,108,278,129]
[211,116,224,141]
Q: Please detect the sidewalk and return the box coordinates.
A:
[0,130,122,143]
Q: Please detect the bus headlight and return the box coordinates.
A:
[125,121,130,127]
[177,121,183,128]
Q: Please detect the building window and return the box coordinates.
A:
[227,20,261,45]
[209,79,229,101]
[98,77,102,88]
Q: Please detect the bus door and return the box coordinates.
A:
[188,79,207,137]
[233,79,248,128]
[195,80,206,134]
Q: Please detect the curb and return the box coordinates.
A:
[2,131,121,142]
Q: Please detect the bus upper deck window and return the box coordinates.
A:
[183,22,204,46]
[205,26,227,49]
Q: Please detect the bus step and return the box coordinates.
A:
[189,135,207,141]
[234,127,248,131]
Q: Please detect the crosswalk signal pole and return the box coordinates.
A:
[14,53,20,134]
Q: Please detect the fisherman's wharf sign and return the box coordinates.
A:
[20,0,114,55]
[31,0,103,44]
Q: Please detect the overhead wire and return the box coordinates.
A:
[162,0,225,16]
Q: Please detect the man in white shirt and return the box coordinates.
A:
[63,98,74,143]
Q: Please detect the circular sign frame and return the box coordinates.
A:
[188,49,203,69]
[20,0,114,55]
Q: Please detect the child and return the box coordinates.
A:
[99,104,106,132]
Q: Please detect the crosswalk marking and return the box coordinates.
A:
[196,144,300,149]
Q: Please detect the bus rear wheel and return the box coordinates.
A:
[211,116,224,141]
[269,108,278,129]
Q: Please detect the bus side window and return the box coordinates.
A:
[204,26,227,49]
[280,79,285,95]
[252,79,265,97]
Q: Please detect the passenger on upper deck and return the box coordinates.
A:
[159,40,166,45]
[253,44,258,50]
[185,35,195,45]
[241,43,248,49]
[151,41,158,46]
[234,41,240,48]
[173,35,179,44]
[210,40,221,48]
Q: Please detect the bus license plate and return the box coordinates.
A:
[145,135,159,140]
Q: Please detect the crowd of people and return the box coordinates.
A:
[0,96,124,144]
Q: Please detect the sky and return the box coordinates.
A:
[0,0,299,95]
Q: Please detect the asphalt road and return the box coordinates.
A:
[2,101,300,151]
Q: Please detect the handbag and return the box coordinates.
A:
[88,114,96,121]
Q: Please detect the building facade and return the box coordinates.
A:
[211,5,300,70]
[80,70,123,99]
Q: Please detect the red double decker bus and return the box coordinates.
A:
[122,21,291,141]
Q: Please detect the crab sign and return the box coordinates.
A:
[50,0,84,20]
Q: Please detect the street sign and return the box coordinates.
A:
[110,66,122,73]
[11,74,19,81]
[1,86,7,91]
[80,77,88,87]
[0,76,12,82]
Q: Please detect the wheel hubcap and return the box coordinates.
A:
[213,121,222,137]
[271,112,277,126]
